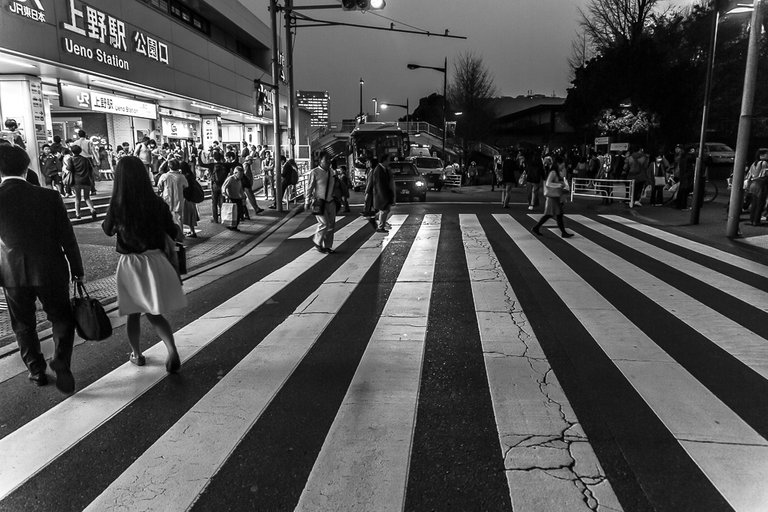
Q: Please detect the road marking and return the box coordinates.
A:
[572,216,768,314]
[0,218,371,502]
[496,214,768,512]
[548,214,768,391]
[83,216,409,512]
[600,215,768,277]
[460,215,621,511]
[0,212,307,381]
[295,214,440,512]
[289,215,346,239]
[738,233,768,250]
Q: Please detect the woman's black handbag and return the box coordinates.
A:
[71,282,112,341]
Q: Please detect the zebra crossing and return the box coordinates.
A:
[0,211,766,511]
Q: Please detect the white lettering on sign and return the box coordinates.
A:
[8,0,46,23]
[132,31,169,65]
[85,5,107,43]
[107,16,127,51]
[62,0,86,35]
[60,0,168,65]
[63,37,129,70]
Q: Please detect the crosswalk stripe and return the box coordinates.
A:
[560,215,768,382]
[460,214,622,511]
[289,215,346,239]
[0,218,370,501]
[572,216,768,314]
[600,215,768,276]
[495,214,768,512]
[295,214,440,511]
[84,216,410,511]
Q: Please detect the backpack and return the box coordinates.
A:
[290,165,299,185]
[184,177,205,203]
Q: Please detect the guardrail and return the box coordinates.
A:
[443,174,462,188]
[570,178,634,207]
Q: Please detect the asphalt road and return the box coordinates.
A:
[0,185,766,511]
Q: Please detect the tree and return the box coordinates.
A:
[410,93,445,127]
[565,1,768,149]
[447,52,496,146]
[579,0,661,53]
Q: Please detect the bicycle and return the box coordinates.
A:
[661,174,718,206]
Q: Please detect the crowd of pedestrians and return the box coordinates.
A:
[0,126,308,393]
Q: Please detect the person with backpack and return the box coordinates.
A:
[624,146,652,207]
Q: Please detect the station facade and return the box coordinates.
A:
[0,0,287,174]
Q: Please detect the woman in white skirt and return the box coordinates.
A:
[102,156,187,372]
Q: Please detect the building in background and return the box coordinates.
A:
[0,0,288,176]
[297,90,330,128]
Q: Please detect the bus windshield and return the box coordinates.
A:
[348,125,409,170]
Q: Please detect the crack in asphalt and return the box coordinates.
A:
[465,231,608,512]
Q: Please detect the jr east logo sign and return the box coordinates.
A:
[7,0,46,23]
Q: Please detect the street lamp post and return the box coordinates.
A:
[727,0,762,238]
[407,57,448,159]
[690,2,720,225]
[372,97,378,121]
[380,98,409,131]
[359,77,364,119]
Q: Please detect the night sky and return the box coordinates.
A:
[248,0,692,122]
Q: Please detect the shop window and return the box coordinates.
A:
[149,0,169,11]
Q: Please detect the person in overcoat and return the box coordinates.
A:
[365,154,396,232]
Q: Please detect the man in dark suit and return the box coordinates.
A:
[365,153,396,233]
[0,145,84,393]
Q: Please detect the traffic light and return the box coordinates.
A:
[341,0,385,10]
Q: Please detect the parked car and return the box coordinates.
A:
[685,142,735,166]
[388,161,427,202]
[407,156,446,191]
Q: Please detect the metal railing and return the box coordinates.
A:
[570,178,635,207]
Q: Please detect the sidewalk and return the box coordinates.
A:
[0,187,302,351]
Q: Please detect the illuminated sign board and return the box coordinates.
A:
[6,0,46,22]
[60,84,157,119]
[58,0,170,72]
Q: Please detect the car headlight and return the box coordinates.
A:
[415,180,425,187]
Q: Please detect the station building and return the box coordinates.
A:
[0,0,289,174]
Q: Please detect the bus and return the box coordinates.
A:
[347,123,410,190]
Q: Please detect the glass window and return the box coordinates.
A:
[414,157,442,169]
[388,164,418,176]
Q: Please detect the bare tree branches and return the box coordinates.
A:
[447,52,496,111]
[578,0,660,52]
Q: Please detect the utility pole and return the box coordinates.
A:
[269,0,283,212]
[690,4,720,225]
[726,0,762,238]
[441,56,447,162]
[284,0,297,161]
